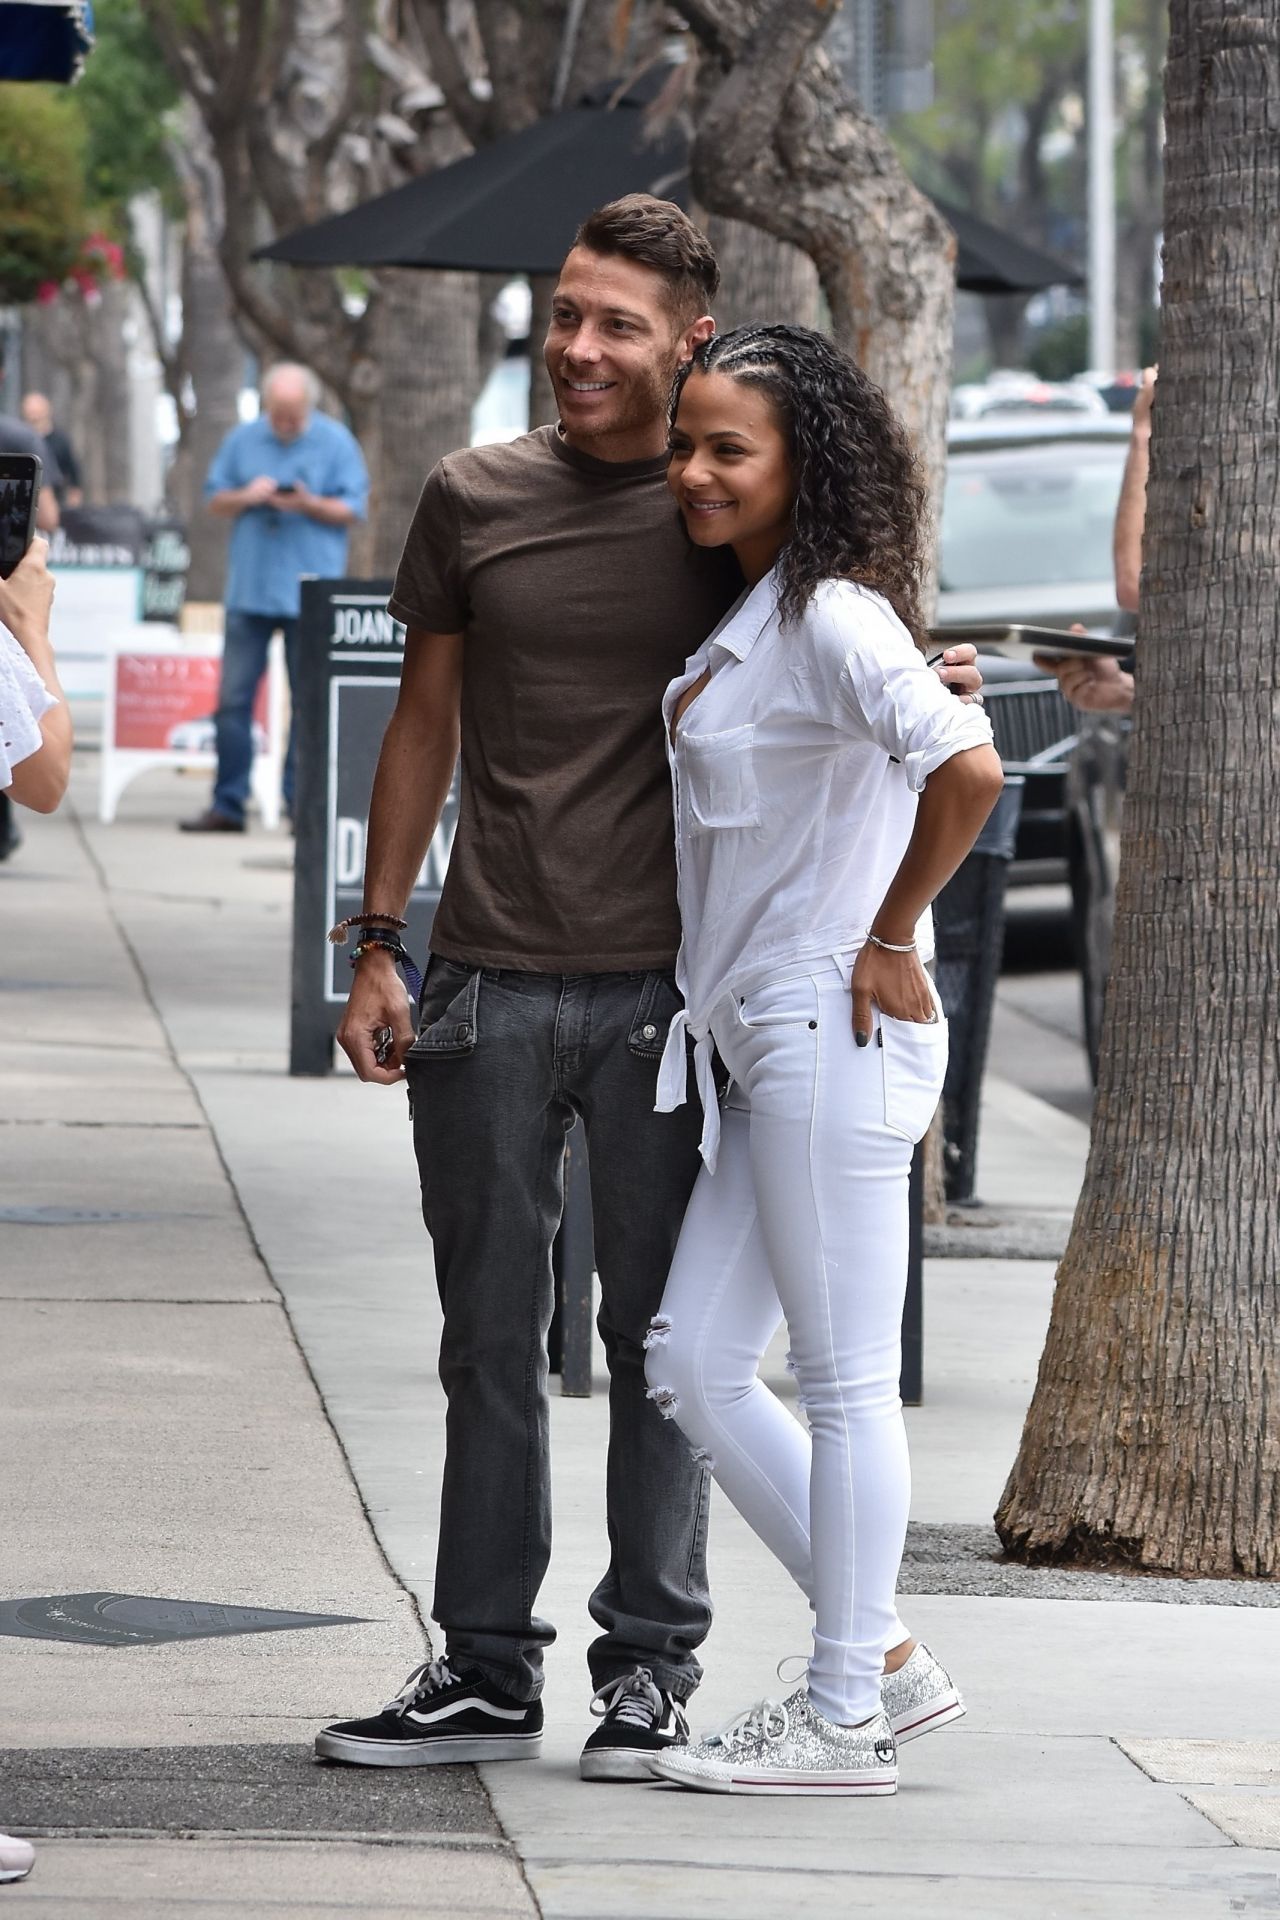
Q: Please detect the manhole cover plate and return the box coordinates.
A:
[0,1593,366,1646]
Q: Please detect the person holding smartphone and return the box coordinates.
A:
[181,364,368,835]
[1032,367,1153,715]
[0,437,67,859]
[0,536,71,813]
[0,530,69,1886]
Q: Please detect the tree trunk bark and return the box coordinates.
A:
[705,214,820,332]
[169,131,246,603]
[678,2,956,533]
[995,0,1280,1577]
[85,283,136,503]
[363,267,481,575]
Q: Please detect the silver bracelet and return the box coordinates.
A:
[867,932,917,954]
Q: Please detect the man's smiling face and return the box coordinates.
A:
[545,247,698,461]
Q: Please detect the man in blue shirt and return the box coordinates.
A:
[182,363,369,832]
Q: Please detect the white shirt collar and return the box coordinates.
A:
[708,566,780,663]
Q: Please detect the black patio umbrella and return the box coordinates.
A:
[256,76,1081,298]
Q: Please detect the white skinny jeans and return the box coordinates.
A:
[645,957,948,1726]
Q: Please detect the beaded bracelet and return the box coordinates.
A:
[348,932,424,1001]
[328,912,407,945]
[350,937,405,962]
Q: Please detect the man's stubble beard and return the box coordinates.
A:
[553,345,683,448]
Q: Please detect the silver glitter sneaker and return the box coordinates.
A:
[881,1642,965,1743]
[649,1687,897,1796]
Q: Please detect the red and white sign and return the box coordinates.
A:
[98,628,285,826]
[112,652,269,752]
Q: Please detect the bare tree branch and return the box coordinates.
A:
[408,0,491,144]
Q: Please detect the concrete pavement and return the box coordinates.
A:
[1,762,1277,1917]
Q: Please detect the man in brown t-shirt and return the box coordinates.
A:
[317,198,982,1782]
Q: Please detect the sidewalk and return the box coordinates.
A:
[2,768,1277,1918]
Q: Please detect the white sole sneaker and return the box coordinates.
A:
[0,1837,34,1884]
[650,1755,896,1796]
[889,1687,966,1743]
[315,1729,542,1766]
[580,1746,672,1783]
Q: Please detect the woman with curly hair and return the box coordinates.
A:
[644,325,1004,1796]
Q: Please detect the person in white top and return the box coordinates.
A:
[644,326,1004,1797]
[0,535,66,1889]
[1,536,69,813]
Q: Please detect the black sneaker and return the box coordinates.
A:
[315,1658,542,1767]
[579,1666,690,1782]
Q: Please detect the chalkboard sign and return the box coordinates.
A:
[289,576,458,1075]
[140,518,191,622]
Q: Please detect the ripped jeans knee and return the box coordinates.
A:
[643,1313,716,1473]
[642,1312,677,1415]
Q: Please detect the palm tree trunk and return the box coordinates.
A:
[996,0,1280,1577]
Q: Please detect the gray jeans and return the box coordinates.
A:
[405,955,713,1703]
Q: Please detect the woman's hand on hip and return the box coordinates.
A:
[850,943,936,1047]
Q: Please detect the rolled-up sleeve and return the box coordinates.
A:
[832,595,994,792]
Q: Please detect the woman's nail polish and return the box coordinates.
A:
[855,1031,869,1049]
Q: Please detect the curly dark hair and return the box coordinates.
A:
[670,325,930,648]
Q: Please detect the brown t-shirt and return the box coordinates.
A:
[388,426,741,972]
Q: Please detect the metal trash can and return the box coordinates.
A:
[933,775,1025,1204]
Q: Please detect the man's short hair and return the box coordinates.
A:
[573,195,719,322]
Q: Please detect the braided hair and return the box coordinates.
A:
[670,325,930,648]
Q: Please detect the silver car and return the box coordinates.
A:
[938,415,1131,633]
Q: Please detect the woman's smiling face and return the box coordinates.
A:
[667,368,795,583]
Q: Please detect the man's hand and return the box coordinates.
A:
[337,952,415,1084]
[0,536,54,646]
[271,482,310,514]
[933,642,983,702]
[244,475,280,505]
[1033,650,1134,714]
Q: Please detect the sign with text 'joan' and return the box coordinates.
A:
[290,578,459,1075]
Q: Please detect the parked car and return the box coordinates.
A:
[938,415,1131,633]
[936,417,1133,1075]
[950,377,1109,421]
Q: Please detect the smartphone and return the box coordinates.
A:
[929,622,1135,661]
[274,482,297,495]
[0,454,41,580]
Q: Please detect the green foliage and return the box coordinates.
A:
[74,0,182,219]
[0,85,88,303]
[893,0,1166,231]
[1027,312,1090,381]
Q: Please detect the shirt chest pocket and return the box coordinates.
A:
[682,723,760,834]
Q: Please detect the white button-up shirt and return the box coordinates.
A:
[655,567,996,1167]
